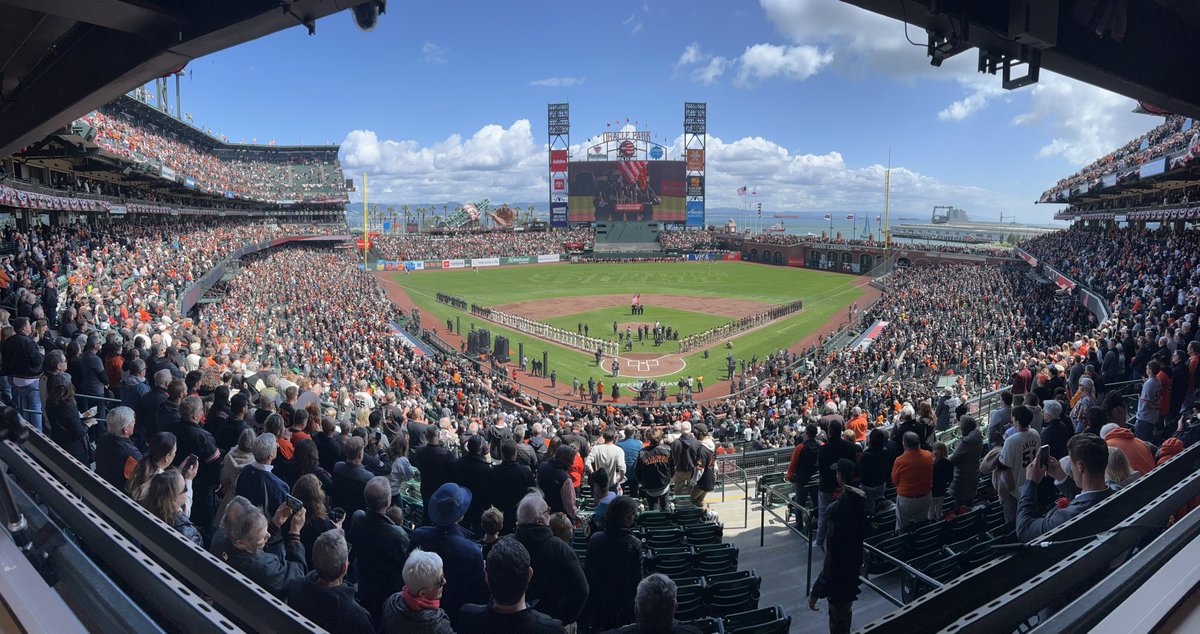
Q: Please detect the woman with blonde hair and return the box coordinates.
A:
[1105,446,1141,490]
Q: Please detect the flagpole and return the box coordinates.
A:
[884,149,892,252]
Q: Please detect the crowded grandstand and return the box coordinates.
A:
[2,2,1200,634]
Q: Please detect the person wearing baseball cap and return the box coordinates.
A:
[410,483,488,622]
[808,458,866,634]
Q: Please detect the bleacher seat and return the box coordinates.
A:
[687,521,724,546]
[674,507,708,525]
[647,547,695,579]
[722,606,790,634]
[705,570,761,617]
[694,543,739,576]
[683,616,725,634]
[644,526,687,549]
[638,510,675,529]
[674,576,707,620]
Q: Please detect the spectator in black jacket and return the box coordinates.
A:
[669,422,700,495]
[815,420,860,548]
[171,395,222,531]
[94,407,141,491]
[234,433,291,515]
[332,436,374,521]
[156,380,186,435]
[350,476,411,619]
[76,335,109,418]
[47,381,89,463]
[583,495,641,630]
[635,430,674,511]
[222,500,307,599]
[2,316,45,431]
[313,416,343,473]
[380,548,455,633]
[514,493,588,627]
[411,425,455,518]
[608,574,701,634]
[492,442,534,534]
[785,425,822,520]
[286,529,374,634]
[452,434,493,532]
[459,537,565,634]
[858,428,894,515]
[484,413,514,463]
[809,459,867,634]
[136,369,172,445]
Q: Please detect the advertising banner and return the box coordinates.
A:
[686,148,705,171]
[1014,247,1039,268]
[723,252,742,261]
[472,257,500,267]
[445,259,466,269]
[183,177,196,189]
[686,200,705,228]
[1140,158,1167,179]
[550,149,568,172]
[550,202,568,228]
[160,165,176,180]
[386,261,398,270]
[686,175,704,198]
[403,261,425,271]
[501,256,531,265]
[567,160,686,223]
[406,223,418,234]
[553,177,566,192]
[537,254,561,263]
[423,260,444,269]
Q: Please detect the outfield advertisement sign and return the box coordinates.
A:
[686,200,705,228]
[537,254,560,263]
[372,255,568,271]
[473,257,501,267]
[550,202,568,228]
[404,261,425,271]
[445,259,466,269]
[502,256,535,265]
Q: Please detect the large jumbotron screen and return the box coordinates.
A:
[567,160,686,223]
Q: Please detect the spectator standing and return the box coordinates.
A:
[858,428,893,514]
[809,459,867,634]
[891,432,933,532]
[786,425,822,520]
[221,502,308,599]
[171,396,221,530]
[492,442,534,534]
[1136,360,1163,442]
[635,430,674,511]
[1016,434,1112,541]
[286,530,374,634]
[947,416,982,509]
[2,316,45,431]
[46,381,89,463]
[94,407,142,491]
[606,574,703,634]
[537,444,578,521]
[451,435,493,532]
[514,493,588,628]
[585,429,627,490]
[583,495,641,630]
[458,537,564,634]
[350,476,411,619]
[617,426,644,497]
[816,421,859,546]
[380,549,455,634]
[412,426,455,518]
[669,421,699,496]
[141,469,203,546]
[235,433,291,514]
[930,442,953,521]
[410,483,487,623]
[331,436,374,520]
[996,406,1041,524]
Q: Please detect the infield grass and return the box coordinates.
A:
[390,261,862,387]
[543,305,730,341]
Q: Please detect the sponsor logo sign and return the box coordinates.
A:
[686,149,705,171]
[550,149,568,171]
[472,257,500,267]
[537,254,560,263]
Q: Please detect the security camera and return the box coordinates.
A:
[352,0,386,31]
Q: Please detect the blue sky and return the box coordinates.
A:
[159,0,1157,222]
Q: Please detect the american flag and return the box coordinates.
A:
[823,213,831,220]
[876,215,882,222]
[845,214,855,221]
[618,161,649,189]
[737,186,746,196]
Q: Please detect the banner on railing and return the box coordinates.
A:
[472,257,500,267]
[851,320,889,351]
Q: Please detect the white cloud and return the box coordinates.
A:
[735,43,832,87]
[1012,73,1146,165]
[694,57,729,85]
[675,43,703,71]
[420,42,448,65]
[529,77,584,87]
[938,73,1007,121]
[339,121,1025,218]
[622,13,644,35]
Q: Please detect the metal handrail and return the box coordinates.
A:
[860,541,944,607]
[758,484,817,594]
[715,461,750,529]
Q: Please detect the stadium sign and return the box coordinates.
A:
[686,149,705,171]
[537,254,560,263]
[403,261,425,271]
[603,131,652,142]
[445,259,466,269]
[649,146,664,160]
[472,257,501,267]
[160,165,176,180]
[424,260,444,269]
[550,150,568,172]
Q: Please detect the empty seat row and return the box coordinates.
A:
[681,605,790,634]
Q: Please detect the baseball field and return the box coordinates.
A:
[384,261,865,391]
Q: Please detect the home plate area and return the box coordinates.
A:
[603,353,686,378]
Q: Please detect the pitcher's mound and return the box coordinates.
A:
[600,352,687,378]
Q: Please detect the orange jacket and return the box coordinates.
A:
[1104,427,1156,476]
[847,415,869,442]
[892,449,934,498]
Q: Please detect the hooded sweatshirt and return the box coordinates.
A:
[1104,427,1156,476]
[1157,437,1185,467]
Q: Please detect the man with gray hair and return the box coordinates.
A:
[94,406,142,491]
[381,548,454,632]
[136,368,173,441]
[349,476,410,619]
[514,492,588,627]
[172,393,223,529]
[286,530,373,633]
[235,433,290,513]
[222,500,307,599]
[606,573,695,634]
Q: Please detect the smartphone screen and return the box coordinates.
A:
[285,494,303,511]
[1039,444,1051,468]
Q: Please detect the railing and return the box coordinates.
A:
[859,541,944,608]
[758,485,817,595]
[714,461,750,529]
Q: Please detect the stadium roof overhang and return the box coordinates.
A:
[838,0,1200,119]
[0,0,380,157]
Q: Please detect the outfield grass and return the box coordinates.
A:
[542,305,729,341]
[392,261,862,386]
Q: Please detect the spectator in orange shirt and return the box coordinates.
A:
[890,432,934,532]
[847,407,869,443]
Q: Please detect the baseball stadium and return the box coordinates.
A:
[2,2,1200,634]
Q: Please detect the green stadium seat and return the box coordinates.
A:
[901,552,962,603]
[865,532,906,575]
[682,616,725,634]
[644,526,687,549]
[943,507,984,544]
[982,501,1008,533]
[647,547,695,579]
[705,570,761,617]
[722,606,789,634]
[694,543,739,576]
[674,507,708,525]
[674,576,707,621]
[686,521,723,546]
[399,495,424,528]
[672,495,696,509]
[638,510,675,529]
[906,520,945,559]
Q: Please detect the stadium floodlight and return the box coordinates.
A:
[352,0,387,31]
